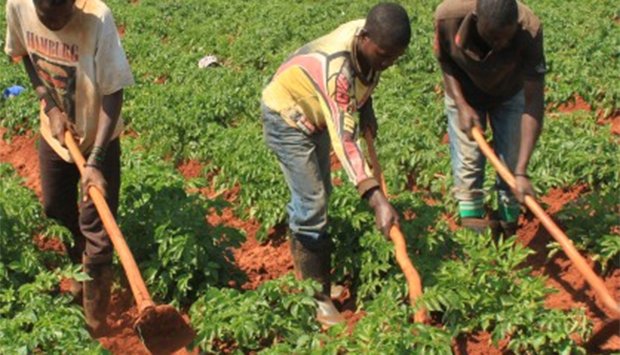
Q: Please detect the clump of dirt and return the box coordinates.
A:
[96,288,149,355]
[178,159,204,180]
[598,111,620,136]
[453,332,509,355]
[134,305,195,355]
[557,94,592,113]
[341,309,367,335]
[207,206,293,290]
[96,286,199,355]
[33,234,65,254]
[154,75,168,85]
[0,129,41,198]
[441,132,450,145]
[117,25,126,38]
[611,116,620,136]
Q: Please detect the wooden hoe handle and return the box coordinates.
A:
[65,132,155,312]
[471,126,620,317]
[364,132,426,323]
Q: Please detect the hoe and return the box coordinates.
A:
[471,126,620,318]
[65,132,195,354]
[364,131,427,323]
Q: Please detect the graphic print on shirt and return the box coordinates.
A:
[26,32,78,122]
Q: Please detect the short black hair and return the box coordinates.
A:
[476,0,518,29]
[364,3,411,49]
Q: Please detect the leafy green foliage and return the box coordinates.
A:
[0,0,617,352]
[419,229,591,353]
[0,268,103,354]
[119,143,246,305]
[554,187,620,271]
[0,164,101,353]
[529,112,620,191]
[189,275,320,353]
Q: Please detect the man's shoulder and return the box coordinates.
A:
[6,0,32,13]
[302,19,364,57]
[435,0,474,21]
[336,19,366,32]
[76,0,113,20]
[517,2,542,37]
[323,19,365,47]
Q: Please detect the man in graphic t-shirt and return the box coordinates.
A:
[262,3,410,327]
[434,0,546,236]
[5,0,134,334]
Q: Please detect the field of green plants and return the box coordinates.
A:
[0,0,618,353]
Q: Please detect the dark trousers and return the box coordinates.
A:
[39,138,121,265]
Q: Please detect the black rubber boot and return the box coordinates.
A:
[66,235,86,301]
[83,256,113,336]
[290,238,345,328]
[461,217,500,236]
[499,220,518,237]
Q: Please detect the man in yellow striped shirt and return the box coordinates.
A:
[262,3,411,326]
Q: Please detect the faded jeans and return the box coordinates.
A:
[445,90,524,211]
[261,103,332,251]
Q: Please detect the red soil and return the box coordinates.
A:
[441,132,450,145]
[516,185,620,353]
[557,94,592,113]
[117,25,126,38]
[1,130,617,353]
[0,128,41,198]
[557,94,620,137]
[453,332,510,355]
[33,233,65,254]
[611,116,620,136]
[177,159,203,179]
[599,111,620,136]
[97,284,198,355]
[154,76,168,85]
[206,201,293,290]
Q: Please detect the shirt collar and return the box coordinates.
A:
[455,13,494,62]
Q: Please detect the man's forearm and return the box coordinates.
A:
[515,80,545,174]
[441,68,468,108]
[22,56,46,96]
[93,89,123,150]
[22,56,59,113]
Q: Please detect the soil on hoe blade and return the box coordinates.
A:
[134,305,195,355]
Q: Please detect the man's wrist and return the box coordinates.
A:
[85,146,106,169]
[364,187,385,208]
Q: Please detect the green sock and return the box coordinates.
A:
[459,199,484,219]
[499,203,520,223]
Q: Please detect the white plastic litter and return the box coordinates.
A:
[198,55,219,69]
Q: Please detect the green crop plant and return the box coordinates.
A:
[118,141,246,305]
[554,187,620,272]
[0,164,101,353]
[419,229,591,353]
[189,275,320,353]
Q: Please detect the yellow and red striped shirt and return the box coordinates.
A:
[262,20,380,196]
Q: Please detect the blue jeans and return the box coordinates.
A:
[262,103,332,251]
[445,91,524,213]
